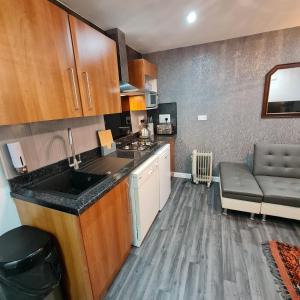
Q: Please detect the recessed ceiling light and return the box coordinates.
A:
[187,11,197,24]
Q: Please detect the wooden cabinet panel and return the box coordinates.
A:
[129,96,146,111]
[15,200,93,300]
[122,95,146,111]
[0,0,83,125]
[69,16,121,116]
[79,178,132,299]
[144,60,157,79]
[169,138,175,172]
[128,59,145,89]
[128,59,157,90]
[15,178,132,300]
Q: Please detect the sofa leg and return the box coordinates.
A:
[222,208,228,216]
[262,214,267,222]
[250,213,255,221]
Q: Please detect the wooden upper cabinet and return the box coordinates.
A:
[128,59,157,90]
[0,0,83,125]
[121,96,146,112]
[144,59,157,79]
[69,16,121,116]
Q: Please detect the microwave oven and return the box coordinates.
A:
[145,92,158,109]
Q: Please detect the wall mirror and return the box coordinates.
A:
[262,62,300,118]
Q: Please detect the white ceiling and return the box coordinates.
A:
[61,0,300,54]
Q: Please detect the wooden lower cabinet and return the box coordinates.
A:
[15,178,132,300]
[79,178,132,299]
[168,138,175,172]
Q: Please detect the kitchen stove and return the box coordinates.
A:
[117,139,157,151]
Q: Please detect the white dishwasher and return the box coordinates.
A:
[130,155,159,247]
[155,144,171,210]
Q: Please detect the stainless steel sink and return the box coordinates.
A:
[28,169,108,198]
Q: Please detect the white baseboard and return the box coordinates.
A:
[172,172,220,182]
[172,172,191,179]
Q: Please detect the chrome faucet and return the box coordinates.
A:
[67,128,81,170]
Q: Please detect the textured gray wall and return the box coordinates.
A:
[145,27,300,174]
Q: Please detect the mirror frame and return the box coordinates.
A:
[261,62,300,118]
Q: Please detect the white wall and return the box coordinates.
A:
[0,163,20,235]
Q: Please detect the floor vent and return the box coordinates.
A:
[192,149,213,187]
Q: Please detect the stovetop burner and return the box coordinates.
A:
[118,139,157,152]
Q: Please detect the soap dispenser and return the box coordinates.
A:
[7,142,28,174]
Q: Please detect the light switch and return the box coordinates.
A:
[198,115,207,121]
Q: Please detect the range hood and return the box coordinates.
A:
[119,81,147,96]
[106,28,145,96]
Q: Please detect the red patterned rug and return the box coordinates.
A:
[263,241,300,300]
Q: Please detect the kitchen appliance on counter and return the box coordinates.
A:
[117,138,157,151]
[156,123,173,135]
[130,155,159,247]
[155,144,171,210]
[156,115,173,135]
[139,120,151,139]
[147,116,154,137]
[147,103,177,135]
[145,91,158,109]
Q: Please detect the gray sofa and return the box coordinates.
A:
[219,143,300,221]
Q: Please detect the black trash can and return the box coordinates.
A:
[0,225,63,300]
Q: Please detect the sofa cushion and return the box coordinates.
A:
[253,144,300,179]
[255,176,300,208]
[220,162,263,202]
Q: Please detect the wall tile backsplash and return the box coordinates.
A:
[0,116,105,179]
[130,110,147,133]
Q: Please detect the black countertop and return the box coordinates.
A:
[155,135,176,142]
[10,141,169,216]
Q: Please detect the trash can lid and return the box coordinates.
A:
[0,225,54,274]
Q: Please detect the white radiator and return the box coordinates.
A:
[192,149,213,187]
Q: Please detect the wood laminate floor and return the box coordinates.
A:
[105,178,300,300]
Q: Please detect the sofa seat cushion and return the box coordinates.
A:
[255,176,300,208]
[220,162,263,202]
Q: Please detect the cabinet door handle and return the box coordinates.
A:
[82,72,93,110]
[68,68,80,110]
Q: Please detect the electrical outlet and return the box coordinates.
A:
[159,114,171,123]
